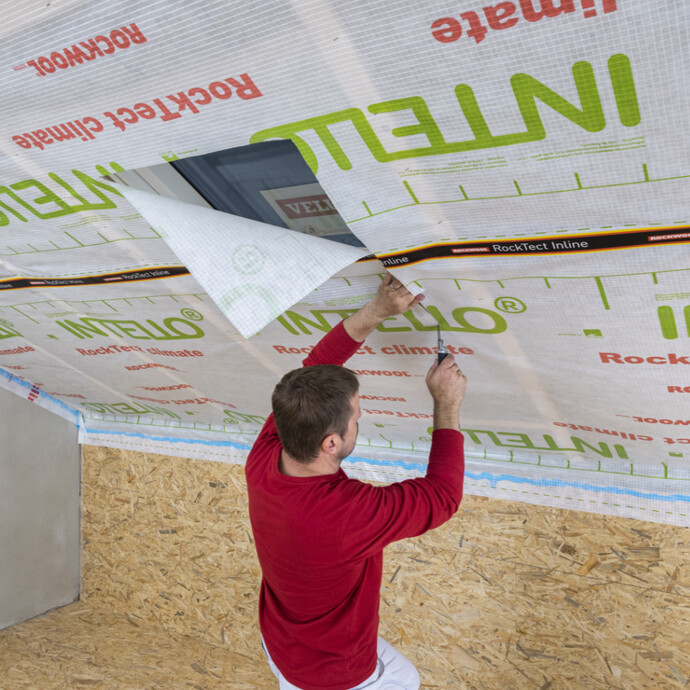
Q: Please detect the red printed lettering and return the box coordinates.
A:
[0,345,35,356]
[19,19,145,77]
[109,29,130,50]
[133,102,156,119]
[485,3,520,30]
[37,56,55,73]
[226,74,262,100]
[94,35,115,54]
[632,416,690,426]
[152,98,182,122]
[669,353,690,364]
[27,59,44,76]
[122,23,147,45]
[77,39,104,60]
[166,92,201,115]
[600,352,690,365]
[124,362,180,371]
[431,18,463,43]
[14,73,261,147]
[49,52,69,69]
[188,87,212,105]
[209,81,233,99]
[431,0,615,45]
[63,45,89,67]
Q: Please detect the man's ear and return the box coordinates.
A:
[321,433,341,456]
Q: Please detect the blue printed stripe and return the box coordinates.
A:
[463,470,690,503]
[82,428,690,505]
[83,426,253,450]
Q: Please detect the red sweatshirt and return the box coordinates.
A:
[245,321,464,690]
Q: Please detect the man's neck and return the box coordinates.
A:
[279,450,340,477]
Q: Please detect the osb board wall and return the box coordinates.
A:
[82,446,690,689]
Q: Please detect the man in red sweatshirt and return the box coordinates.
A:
[246,274,467,690]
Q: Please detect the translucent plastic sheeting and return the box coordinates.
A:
[118,185,368,338]
[1,0,689,524]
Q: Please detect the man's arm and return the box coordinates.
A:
[339,357,467,556]
[426,353,467,432]
[303,273,424,368]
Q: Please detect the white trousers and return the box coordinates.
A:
[261,636,420,690]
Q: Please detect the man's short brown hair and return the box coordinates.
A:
[272,365,359,464]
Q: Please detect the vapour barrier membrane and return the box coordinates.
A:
[2,0,690,525]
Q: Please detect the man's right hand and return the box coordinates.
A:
[425,355,467,431]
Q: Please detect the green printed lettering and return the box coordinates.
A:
[402,311,441,332]
[69,170,122,206]
[375,315,412,333]
[57,319,109,339]
[541,434,621,458]
[56,316,204,340]
[452,307,507,334]
[112,402,180,419]
[152,317,205,339]
[8,179,73,219]
[248,55,635,172]
[218,285,281,325]
[47,173,92,207]
[463,428,502,445]
[465,428,628,460]
[276,315,300,335]
[0,169,122,226]
[613,444,628,459]
[110,402,147,415]
[0,324,21,339]
[496,432,537,449]
[657,306,678,340]
[101,319,153,339]
[47,172,121,212]
[510,60,605,136]
[404,305,503,333]
[0,197,28,225]
[280,310,335,335]
[0,186,44,221]
[250,108,375,173]
[315,309,358,322]
[81,403,109,414]
[223,410,267,425]
[367,96,450,161]
[82,400,180,420]
[453,84,498,147]
[277,306,506,336]
[608,54,640,127]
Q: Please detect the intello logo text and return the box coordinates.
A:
[56,316,204,340]
[277,305,508,336]
[463,428,629,459]
[250,54,638,174]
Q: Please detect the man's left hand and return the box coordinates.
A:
[343,273,424,342]
[370,273,425,319]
